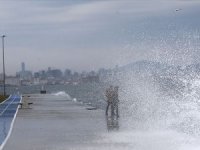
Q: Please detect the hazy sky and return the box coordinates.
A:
[0,0,200,75]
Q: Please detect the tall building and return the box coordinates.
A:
[21,62,25,72]
[18,62,32,81]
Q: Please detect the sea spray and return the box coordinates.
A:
[52,91,72,100]
[111,64,200,136]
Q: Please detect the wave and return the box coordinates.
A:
[52,91,72,100]
[114,70,200,137]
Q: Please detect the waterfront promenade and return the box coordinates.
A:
[2,94,200,150]
[2,94,120,150]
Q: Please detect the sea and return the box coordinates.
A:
[0,82,108,109]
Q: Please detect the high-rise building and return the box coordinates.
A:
[21,62,25,72]
[19,62,32,81]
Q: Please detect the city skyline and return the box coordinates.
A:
[0,61,91,76]
[0,1,200,75]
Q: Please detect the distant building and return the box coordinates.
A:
[47,69,63,79]
[81,75,99,83]
[33,78,40,85]
[64,69,72,81]
[20,80,32,86]
[72,72,80,81]
[34,72,40,78]
[39,70,47,79]
[17,62,32,80]
[39,79,48,85]
[6,76,20,86]
[22,62,25,72]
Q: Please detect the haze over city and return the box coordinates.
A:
[0,0,200,75]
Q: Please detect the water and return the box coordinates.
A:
[0,83,107,109]
[107,66,200,150]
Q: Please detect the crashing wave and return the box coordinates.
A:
[52,91,72,100]
[116,68,200,136]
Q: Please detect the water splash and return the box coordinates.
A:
[52,91,72,100]
[111,64,200,137]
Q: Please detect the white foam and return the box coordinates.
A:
[52,91,72,100]
[73,98,77,102]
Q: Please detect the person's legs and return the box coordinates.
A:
[111,102,114,117]
[106,102,110,115]
[116,103,119,117]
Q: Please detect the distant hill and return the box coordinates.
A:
[118,60,170,74]
[118,60,200,75]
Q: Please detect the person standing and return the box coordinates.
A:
[105,85,114,116]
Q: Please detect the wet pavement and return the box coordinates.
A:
[2,94,200,150]
[2,94,120,150]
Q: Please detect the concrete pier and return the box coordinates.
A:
[2,94,121,150]
[3,94,200,150]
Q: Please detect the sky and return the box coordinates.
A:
[0,0,200,75]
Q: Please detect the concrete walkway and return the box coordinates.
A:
[3,94,200,150]
[2,94,120,150]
